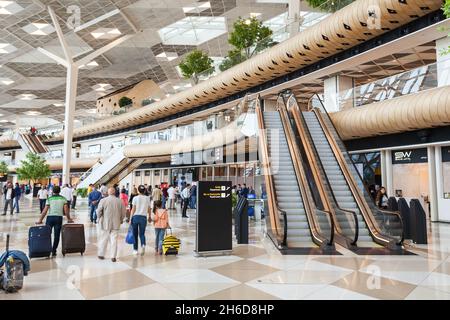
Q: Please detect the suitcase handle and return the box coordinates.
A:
[5,234,9,253]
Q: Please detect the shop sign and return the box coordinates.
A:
[392,148,428,164]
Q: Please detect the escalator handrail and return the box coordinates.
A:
[310,95,404,246]
[277,95,333,246]
[311,97,404,244]
[288,95,358,246]
[255,97,287,247]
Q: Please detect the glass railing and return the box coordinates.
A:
[338,58,450,111]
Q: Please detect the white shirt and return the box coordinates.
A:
[37,189,48,200]
[132,195,151,217]
[181,187,190,199]
[5,189,12,200]
[168,187,176,199]
[60,187,73,201]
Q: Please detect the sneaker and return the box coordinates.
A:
[141,246,145,256]
[98,256,105,260]
[111,258,117,262]
[51,252,57,258]
[1,213,6,216]
[132,250,138,255]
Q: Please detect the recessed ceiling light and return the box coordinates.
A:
[22,22,55,36]
[23,111,41,116]
[0,42,17,54]
[0,119,9,123]
[92,83,112,91]
[0,1,24,15]
[86,109,97,114]
[79,60,99,69]
[16,93,37,100]
[53,103,64,107]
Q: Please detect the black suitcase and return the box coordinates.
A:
[61,223,85,256]
[1,234,24,293]
[28,225,52,258]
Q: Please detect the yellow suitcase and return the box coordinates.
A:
[162,229,180,255]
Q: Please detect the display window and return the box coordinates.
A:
[442,146,450,198]
[392,148,428,198]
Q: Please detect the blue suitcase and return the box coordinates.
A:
[28,225,52,258]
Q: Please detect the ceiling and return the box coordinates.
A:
[0,0,306,133]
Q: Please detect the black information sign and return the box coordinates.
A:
[195,181,232,256]
[442,146,450,162]
[392,148,428,164]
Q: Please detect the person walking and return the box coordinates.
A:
[161,184,168,209]
[88,185,102,223]
[167,185,176,210]
[36,186,73,257]
[71,185,78,209]
[130,185,152,256]
[2,181,15,216]
[60,184,73,209]
[37,185,48,213]
[152,200,169,255]
[180,184,191,218]
[13,182,21,214]
[96,187,126,262]
[100,183,108,197]
[152,185,162,203]
[189,183,197,209]
[376,187,389,209]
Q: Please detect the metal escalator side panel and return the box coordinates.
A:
[254,98,285,247]
[311,106,401,248]
[276,96,330,248]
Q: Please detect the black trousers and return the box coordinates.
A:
[71,196,77,209]
[39,199,46,213]
[182,198,189,217]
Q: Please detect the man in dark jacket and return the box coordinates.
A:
[2,181,15,215]
[13,182,21,213]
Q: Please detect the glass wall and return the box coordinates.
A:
[391,148,428,198]
[351,152,381,187]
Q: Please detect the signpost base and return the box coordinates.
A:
[193,250,233,257]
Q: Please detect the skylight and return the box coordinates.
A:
[22,23,56,36]
[90,28,122,40]
[0,77,14,85]
[16,93,37,100]
[158,16,227,46]
[0,1,24,15]
[182,2,211,14]
[0,42,17,54]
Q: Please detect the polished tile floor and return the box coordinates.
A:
[1,196,450,300]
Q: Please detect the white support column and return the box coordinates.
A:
[287,0,301,36]
[436,37,450,87]
[62,64,79,185]
[323,75,354,113]
[380,150,387,189]
[385,149,394,196]
[428,146,439,222]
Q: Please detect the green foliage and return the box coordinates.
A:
[142,98,156,106]
[16,153,51,182]
[440,1,450,56]
[305,0,355,12]
[118,96,132,108]
[0,161,8,177]
[219,17,273,71]
[232,192,238,209]
[77,188,88,198]
[444,0,450,18]
[179,50,214,84]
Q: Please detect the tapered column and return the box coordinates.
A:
[288,0,301,36]
[428,146,438,221]
[62,64,79,185]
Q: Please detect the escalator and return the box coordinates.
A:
[297,94,404,251]
[255,98,335,254]
[17,133,48,154]
[77,147,145,188]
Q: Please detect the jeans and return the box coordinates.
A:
[90,205,98,223]
[190,196,196,209]
[13,196,20,213]
[131,215,147,250]
[3,199,13,215]
[39,199,47,213]
[162,195,166,209]
[182,198,189,217]
[155,228,166,252]
[46,216,63,254]
[71,196,77,209]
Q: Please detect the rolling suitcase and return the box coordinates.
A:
[28,225,52,259]
[61,223,85,256]
[1,234,24,293]
[162,229,180,255]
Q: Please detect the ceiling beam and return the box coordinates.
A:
[47,6,73,63]
[36,47,69,67]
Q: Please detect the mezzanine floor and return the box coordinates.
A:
[0,196,449,300]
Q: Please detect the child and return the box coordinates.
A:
[120,188,129,222]
[152,200,169,255]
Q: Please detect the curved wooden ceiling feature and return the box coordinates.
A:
[45,0,438,141]
[330,85,450,140]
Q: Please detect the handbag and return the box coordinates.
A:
[125,225,135,245]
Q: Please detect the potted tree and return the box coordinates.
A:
[16,153,51,198]
[0,160,8,179]
[118,96,133,114]
[219,17,273,71]
[179,50,214,84]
